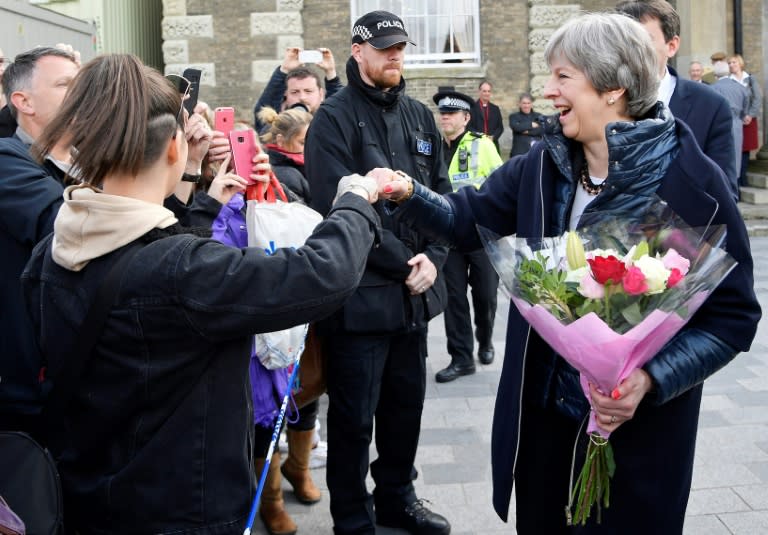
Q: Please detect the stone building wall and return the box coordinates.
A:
[162,0,765,150]
[742,0,763,77]
[162,0,307,123]
[742,0,765,148]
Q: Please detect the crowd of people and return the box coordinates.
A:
[0,1,763,534]
[687,52,763,200]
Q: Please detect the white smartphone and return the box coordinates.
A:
[298,49,323,64]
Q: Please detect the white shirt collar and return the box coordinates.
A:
[15,126,35,145]
[730,71,750,86]
[658,67,677,107]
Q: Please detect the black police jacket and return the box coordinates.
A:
[305,57,452,334]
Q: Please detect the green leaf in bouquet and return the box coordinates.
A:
[564,282,588,309]
[516,254,550,302]
[574,298,603,319]
[517,253,579,321]
[620,302,644,326]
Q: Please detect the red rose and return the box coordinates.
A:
[667,268,683,288]
[587,255,627,285]
[622,266,648,295]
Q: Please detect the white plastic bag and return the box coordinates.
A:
[246,178,323,369]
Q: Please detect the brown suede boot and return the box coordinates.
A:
[255,452,297,535]
[281,429,322,504]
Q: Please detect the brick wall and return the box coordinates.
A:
[164,0,765,149]
[301,0,349,70]
[163,0,306,123]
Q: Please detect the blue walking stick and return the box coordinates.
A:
[243,337,306,535]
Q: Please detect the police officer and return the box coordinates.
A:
[305,11,452,535]
[432,87,503,382]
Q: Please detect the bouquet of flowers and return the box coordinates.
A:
[478,200,737,526]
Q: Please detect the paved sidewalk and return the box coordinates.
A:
[250,237,768,535]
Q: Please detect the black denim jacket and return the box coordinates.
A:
[21,194,379,533]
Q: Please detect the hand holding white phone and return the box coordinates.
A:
[298,49,323,64]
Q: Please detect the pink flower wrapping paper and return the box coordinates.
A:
[511,293,707,437]
[478,199,738,525]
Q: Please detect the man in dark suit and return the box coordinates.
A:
[468,80,504,155]
[0,46,79,435]
[617,1,736,194]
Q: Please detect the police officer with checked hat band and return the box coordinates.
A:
[432,87,503,383]
[305,10,452,535]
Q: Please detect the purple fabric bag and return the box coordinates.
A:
[0,496,24,535]
[212,194,291,427]
[0,431,62,534]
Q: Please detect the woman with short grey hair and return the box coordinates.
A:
[544,12,659,118]
[376,12,759,534]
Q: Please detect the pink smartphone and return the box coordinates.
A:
[214,106,235,137]
[229,129,259,182]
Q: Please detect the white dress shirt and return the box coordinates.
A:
[658,67,677,107]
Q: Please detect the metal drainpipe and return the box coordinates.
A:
[734,0,743,55]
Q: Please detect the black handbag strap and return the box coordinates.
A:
[42,243,144,427]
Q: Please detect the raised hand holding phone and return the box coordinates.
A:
[214,107,235,137]
[281,47,302,73]
[298,49,323,64]
[181,68,202,116]
[207,154,248,206]
[184,113,212,175]
[229,129,259,182]
[206,106,235,164]
[229,129,272,202]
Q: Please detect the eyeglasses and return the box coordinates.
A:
[165,73,192,128]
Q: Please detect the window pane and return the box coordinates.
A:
[351,0,479,65]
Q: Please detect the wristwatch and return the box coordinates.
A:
[182,172,202,184]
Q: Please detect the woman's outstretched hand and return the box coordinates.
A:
[369,167,409,201]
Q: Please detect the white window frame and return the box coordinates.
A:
[351,0,481,68]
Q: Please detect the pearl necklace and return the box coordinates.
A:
[579,160,605,196]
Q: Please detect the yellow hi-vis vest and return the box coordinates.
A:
[447,131,503,192]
